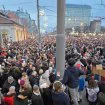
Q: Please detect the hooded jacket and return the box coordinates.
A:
[62,66,85,88]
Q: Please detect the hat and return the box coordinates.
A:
[19,79,25,86]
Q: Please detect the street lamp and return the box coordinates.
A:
[80,22,84,26]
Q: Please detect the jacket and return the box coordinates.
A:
[63,66,85,88]
[87,87,99,102]
[52,91,70,105]
[31,93,44,105]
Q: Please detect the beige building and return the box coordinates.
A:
[0,13,28,46]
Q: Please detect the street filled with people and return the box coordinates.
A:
[0,35,105,105]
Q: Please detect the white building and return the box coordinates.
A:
[0,12,28,46]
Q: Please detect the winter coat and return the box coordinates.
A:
[63,66,85,88]
[31,93,44,105]
[87,87,99,102]
[52,91,70,105]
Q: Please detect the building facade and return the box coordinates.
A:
[0,13,28,46]
[90,20,101,33]
[65,4,91,29]
[1,10,37,36]
[16,10,37,36]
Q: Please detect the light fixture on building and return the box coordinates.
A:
[68,18,71,21]
[39,9,45,16]
[80,22,84,26]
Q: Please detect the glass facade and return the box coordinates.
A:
[65,4,91,29]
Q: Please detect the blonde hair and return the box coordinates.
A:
[53,81,62,92]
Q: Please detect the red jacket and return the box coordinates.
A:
[3,96,14,105]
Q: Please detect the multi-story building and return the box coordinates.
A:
[30,20,38,36]
[65,4,91,29]
[16,10,37,35]
[90,20,101,33]
[1,10,37,36]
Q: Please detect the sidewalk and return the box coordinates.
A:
[80,89,88,105]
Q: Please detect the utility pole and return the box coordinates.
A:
[37,0,41,47]
[56,0,65,78]
[0,33,3,47]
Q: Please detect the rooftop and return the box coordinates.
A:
[0,13,23,27]
[66,4,91,9]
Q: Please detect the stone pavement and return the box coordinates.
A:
[80,89,89,105]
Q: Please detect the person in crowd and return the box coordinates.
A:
[52,81,70,105]
[3,86,16,105]
[62,58,85,105]
[98,84,105,105]
[26,64,33,76]
[98,80,105,92]
[78,75,85,102]
[9,67,22,81]
[20,72,29,85]
[0,88,3,105]
[15,79,32,105]
[85,59,92,82]
[86,79,99,105]
[29,71,39,87]
[1,34,105,105]
[2,76,17,94]
[31,85,44,105]
[39,70,51,88]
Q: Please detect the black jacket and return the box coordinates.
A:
[29,75,39,87]
[32,93,44,105]
[52,91,70,105]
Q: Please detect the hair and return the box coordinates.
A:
[39,69,43,75]
[53,81,62,92]
[9,86,15,93]
[68,58,76,67]
[33,85,39,92]
[88,79,98,88]
[22,72,27,77]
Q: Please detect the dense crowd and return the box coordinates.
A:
[0,35,105,105]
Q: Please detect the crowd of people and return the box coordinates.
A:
[0,35,105,105]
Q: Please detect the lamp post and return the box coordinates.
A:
[56,0,65,78]
[37,0,41,47]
